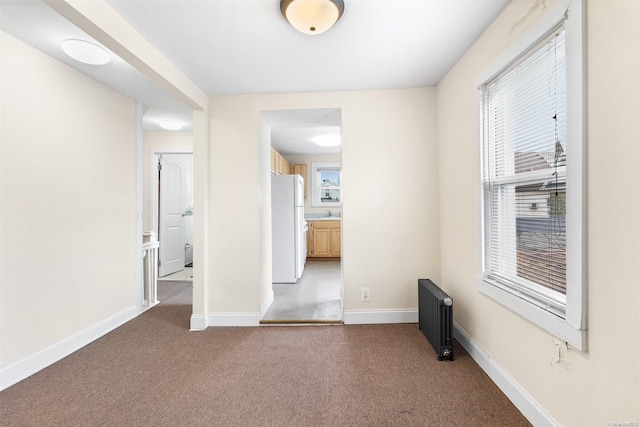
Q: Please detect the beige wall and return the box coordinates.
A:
[205,88,440,316]
[283,153,342,215]
[436,1,640,425]
[142,131,193,231]
[0,32,137,366]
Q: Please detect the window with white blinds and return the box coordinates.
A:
[481,26,568,316]
[477,0,586,350]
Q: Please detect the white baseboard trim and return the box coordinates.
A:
[207,312,261,327]
[190,310,270,329]
[260,291,274,318]
[343,309,418,325]
[190,314,207,331]
[453,322,559,427]
[0,304,144,391]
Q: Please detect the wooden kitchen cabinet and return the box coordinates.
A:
[270,147,277,174]
[330,227,341,257]
[306,224,313,257]
[292,164,307,197]
[277,153,288,174]
[271,147,291,175]
[307,220,341,258]
[313,228,331,256]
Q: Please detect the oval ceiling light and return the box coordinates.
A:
[62,39,110,65]
[280,0,345,35]
[313,134,341,147]
[158,120,183,131]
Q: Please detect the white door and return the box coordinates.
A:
[158,154,192,277]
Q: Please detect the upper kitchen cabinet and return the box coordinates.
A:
[278,153,290,175]
[271,147,277,174]
[292,164,307,198]
[271,147,290,175]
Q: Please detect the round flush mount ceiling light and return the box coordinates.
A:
[62,39,110,65]
[158,120,183,131]
[313,134,341,147]
[280,0,345,35]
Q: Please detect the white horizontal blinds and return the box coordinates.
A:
[482,26,568,311]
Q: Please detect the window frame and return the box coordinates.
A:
[311,162,341,207]
[476,0,587,350]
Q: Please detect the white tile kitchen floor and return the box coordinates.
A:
[261,260,342,324]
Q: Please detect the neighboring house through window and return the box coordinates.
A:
[311,162,341,207]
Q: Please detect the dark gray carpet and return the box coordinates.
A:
[0,281,530,427]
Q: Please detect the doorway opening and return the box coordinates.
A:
[260,108,343,324]
[152,153,194,281]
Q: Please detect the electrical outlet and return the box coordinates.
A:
[361,287,370,302]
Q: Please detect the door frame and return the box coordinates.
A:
[262,109,344,321]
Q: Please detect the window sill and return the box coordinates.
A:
[477,277,587,351]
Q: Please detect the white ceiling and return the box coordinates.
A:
[106,0,509,94]
[0,0,194,132]
[0,0,510,152]
[263,108,341,155]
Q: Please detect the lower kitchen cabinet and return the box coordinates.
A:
[307,220,341,258]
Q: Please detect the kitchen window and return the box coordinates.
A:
[311,162,341,207]
[477,0,586,350]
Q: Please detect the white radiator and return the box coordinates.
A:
[142,232,160,306]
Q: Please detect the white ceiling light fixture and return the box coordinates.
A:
[280,0,345,35]
[313,134,341,147]
[61,39,110,65]
[158,120,183,131]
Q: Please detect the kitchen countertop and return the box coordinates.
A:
[305,215,341,221]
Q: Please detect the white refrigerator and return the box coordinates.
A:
[272,174,306,283]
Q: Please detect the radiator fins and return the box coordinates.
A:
[418,279,454,361]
